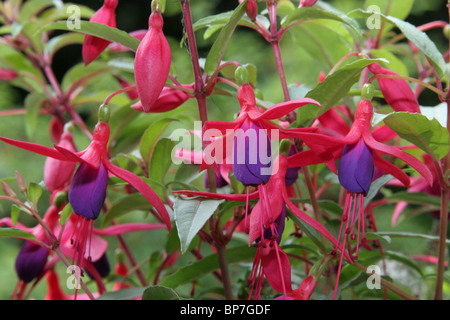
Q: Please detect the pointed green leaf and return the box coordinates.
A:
[295,58,385,127]
[159,245,256,289]
[142,286,181,300]
[36,21,140,52]
[173,197,224,253]
[383,112,450,160]
[0,228,36,240]
[204,0,247,76]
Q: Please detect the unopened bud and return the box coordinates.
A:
[361,83,374,101]
[246,0,258,21]
[98,104,111,123]
[235,66,250,85]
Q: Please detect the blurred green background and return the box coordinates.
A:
[0,0,448,299]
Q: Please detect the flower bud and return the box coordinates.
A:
[134,7,172,113]
[82,0,118,66]
[298,0,318,7]
[0,68,18,81]
[245,0,258,21]
[368,63,420,113]
[131,84,192,113]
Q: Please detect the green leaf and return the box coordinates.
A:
[18,0,53,23]
[281,7,361,39]
[0,228,36,240]
[139,118,176,169]
[286,210,326,252]
[96,288,146,300]
[142,286,181,300]
[159,245,256,289]
[364,0,414,36]
[149,138,175,186]
[36,21,140,52]
[46,32,85,57]
[364,174,394,207]
[295,58,385,127]
[349,9,447,78]
[386,191,441,207]
[59,203,72,226]
[173,197,224,253]
[383,112,450,160]
[204,0,247,76]
[28,182,42,208]
[372,231,450,245]
[24,92,46,139]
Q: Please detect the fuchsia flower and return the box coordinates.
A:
[200,83,319,172]
[43,125,77,192]
[298,0,318,8]
[82,0,118,66]
[174,154,350,299]
[0,68,18,81]
[288,84,433,299]
[134,4,172,113]
[368,63,421,113]
[0,106,171,294]
[132,84,193,113]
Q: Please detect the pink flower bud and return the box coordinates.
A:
[368,63,420,113]
[245,0,258,21]
[131,84,192,113]
[0,68,18,81]
[134,9,172,113]
[299,0,318,7]
[117,77,139,100]
[82,0,118,66]
[44,130,77,192]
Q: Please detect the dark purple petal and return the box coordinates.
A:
[69,162,108,220]
[232,120,273,186]
[338,139,374,195]
[285,146,300,186]
[204,165,228,189]
[257,203,286,244]
[86,253,111,279]
[15,241,49,283]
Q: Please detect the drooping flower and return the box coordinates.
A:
[298,0,318,7]
[43,124,77,192]
[0,68,18,81]
[131,84,193,113]
[368,62,421,113]
[134,3,172,113]
[287,84,433,299]
[174,154,351,298]
[0,106,172,295]
[6,201,61,300]
[82,0,118,66]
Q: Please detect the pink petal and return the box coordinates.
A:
[0,137,69,161]
[252,98,320,121]
[363,130,433,186]
[94,223,166,236]
[103,160,172,232]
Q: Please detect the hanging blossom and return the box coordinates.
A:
[200,81,319,225]
[174,153,351,299]
[133,1,172,113]
[288,83,433,299]
[82,0,118,66]
[0,105,171,295]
